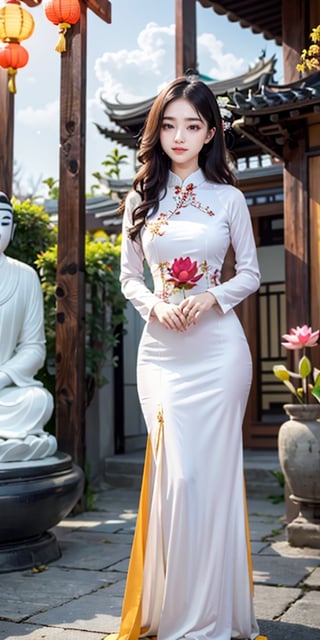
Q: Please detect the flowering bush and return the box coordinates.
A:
[273,325,320,404]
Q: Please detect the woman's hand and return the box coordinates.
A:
[152,301,188,332]
[179,292,216,326]
[152,292,216,331]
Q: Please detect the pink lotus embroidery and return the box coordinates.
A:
[167,257,203,294]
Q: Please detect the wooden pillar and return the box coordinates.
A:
[283,135,309,328]
[282,0,308,83]
[55,7,87,467]
[308,0,320,334]
[281,0,320,330]
[309,125,320,333]
[175,0,197,77]
[0,69,14,198]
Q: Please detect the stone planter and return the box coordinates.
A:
[278,403,320,548]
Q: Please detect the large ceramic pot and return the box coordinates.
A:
[278,403,320,548]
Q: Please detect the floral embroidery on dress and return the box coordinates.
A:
[200,260,220,287]
[167,257,203,296]
[173,184,215,217]
[156,257,221,301]
[145,182,215,238]
[144,213,168,237]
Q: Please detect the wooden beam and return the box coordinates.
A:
[175,0,197,77]
[55,10,87,467]
[83,0,111,23]
[0,68,14,198]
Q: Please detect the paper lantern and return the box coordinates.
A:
[0,0,34,92]
[0,0,35,41]
[44,0,81,53]
[0,41,29,93]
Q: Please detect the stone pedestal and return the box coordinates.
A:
[287,511,320,548]
[278,404,320,548]
[0,451,84,572]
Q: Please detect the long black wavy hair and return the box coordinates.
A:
[122,75,237,240]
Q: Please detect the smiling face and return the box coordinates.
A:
[0,207,14,254]
[159,97,215,179]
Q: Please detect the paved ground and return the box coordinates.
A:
[0,483,319,640]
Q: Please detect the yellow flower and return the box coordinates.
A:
[297,24,320,72]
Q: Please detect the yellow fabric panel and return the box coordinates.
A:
[105,437,152,640]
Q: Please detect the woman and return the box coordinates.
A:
[111,76,267,640]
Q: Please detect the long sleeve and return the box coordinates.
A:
[120,191,161,322]
[208,188,260,314]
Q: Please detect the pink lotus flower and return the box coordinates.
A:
[167,257,203,291]
[274,324,320,404]
[281,325,319,350]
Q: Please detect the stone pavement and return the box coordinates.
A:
[0,483,319,640]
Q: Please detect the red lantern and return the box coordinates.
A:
[0,41,29,93]
[44,0,81,53]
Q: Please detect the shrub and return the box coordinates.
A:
[6,198,57,267]
[36,232,126,406]
[7,198,126,413]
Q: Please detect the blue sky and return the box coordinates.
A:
[12,0,282,197]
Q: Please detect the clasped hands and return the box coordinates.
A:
[152,292,216,332]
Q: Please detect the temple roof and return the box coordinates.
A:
[231,71,320,159]
[197,1,282,45]
[96,54,277,152]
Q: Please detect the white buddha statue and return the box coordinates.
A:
[0,192,57,462]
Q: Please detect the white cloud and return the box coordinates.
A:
[95,22,175,102]
[93,22,250,110]
[197,33,245,79]
[16,100,59,127]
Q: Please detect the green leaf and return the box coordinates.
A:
[311,385,320,402]
[299,355,311,379]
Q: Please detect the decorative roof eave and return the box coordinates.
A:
[101,55,276,122]
[100,55,277,126]
[206,55,276,94]
[229,71,320,159]
[197,0,282,45]
[231,96,320,160]
[95,124,139,149]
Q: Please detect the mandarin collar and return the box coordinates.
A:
[167,168,205,189]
